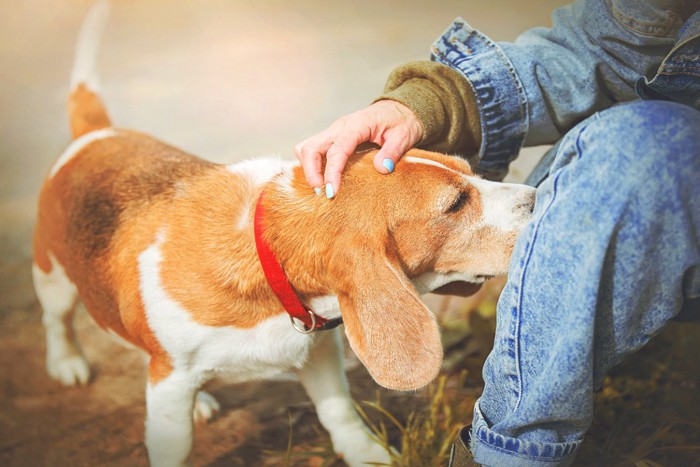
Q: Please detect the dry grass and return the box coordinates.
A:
[576,322,700,467]
[355,372,474,466]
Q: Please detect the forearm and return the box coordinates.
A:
[499,0,681,146]
[380,0,683,179]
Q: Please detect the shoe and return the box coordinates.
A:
[448,425,479,466]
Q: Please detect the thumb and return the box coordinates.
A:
[373,137,412,174]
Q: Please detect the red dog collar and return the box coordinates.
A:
[253,185,342,333]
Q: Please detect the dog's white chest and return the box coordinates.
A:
[137,232,322,382]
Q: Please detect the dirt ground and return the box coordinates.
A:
[3,1,698,466]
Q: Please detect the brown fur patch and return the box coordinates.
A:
[68,84,112,139]
[34,131,212,379]
[157,168,287,329]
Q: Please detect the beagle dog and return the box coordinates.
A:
[32,2,535,466]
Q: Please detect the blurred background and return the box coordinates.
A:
[1,0,561,204]
[1,0,557,333]
[5,1,697,466]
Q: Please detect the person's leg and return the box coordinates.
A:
[469,100,700,467]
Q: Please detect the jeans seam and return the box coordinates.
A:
[473,404,582,462]
[475,439,573,463]
[512,188,556,411]
[474,426,579,462]
[511,121,591,412]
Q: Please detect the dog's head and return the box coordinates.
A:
[281,149,535,390]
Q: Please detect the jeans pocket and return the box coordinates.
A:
[605,0,682,37]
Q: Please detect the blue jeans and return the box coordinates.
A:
[470,100,700,466]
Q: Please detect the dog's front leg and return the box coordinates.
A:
[145,368,199,467]
[299,329,393,467]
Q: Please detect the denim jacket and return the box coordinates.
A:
[431,0,700,181]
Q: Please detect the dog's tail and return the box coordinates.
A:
[68,0,112,139]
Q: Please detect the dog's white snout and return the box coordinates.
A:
[505,184,536,225]
[516,186,537,216]
[469,177,536,232]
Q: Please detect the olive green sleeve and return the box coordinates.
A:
[374,60,482,157]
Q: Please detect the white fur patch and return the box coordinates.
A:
[403,156,455,172]
[226,157,295,186]
[70,0,111,92]
[145,371,197,466]
[236,203,251,230]
[411,271,485,295]
[305,295,342,320]
[32,254,77,315]
[275,168,297,195]
[468,177,535,232]
[227,158,299,229]
[50,128,119,178]
[138,230,318,382]
[193,390,220,423]
[32,254,90,386]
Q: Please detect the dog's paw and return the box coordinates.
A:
[193,390,220,423]
[47,354,91,386]
[335,429,394,467]
[342,446,394,467]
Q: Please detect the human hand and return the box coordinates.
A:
[294,100,423,198]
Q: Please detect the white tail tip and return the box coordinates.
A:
[70,0,111,92]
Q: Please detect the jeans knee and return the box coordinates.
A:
[604,101,700,149]
[574,101,700,193]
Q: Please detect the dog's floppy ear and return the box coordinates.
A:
[329,239,442,391]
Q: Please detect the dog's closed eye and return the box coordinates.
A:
[445,191,469,214]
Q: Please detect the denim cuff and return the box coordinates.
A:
[431,18,528,180]
[470,402,581,467]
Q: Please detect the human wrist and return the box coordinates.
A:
[376,61,481,156]
[375,78,446,148]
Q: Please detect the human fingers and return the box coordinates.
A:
[371,100,423,174]
[373,130,415,174]
[294,135,331,191]
[323,118,372,198]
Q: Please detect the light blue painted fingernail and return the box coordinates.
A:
[314,187,322,196]
[326,183,335,199]
[382,158,395,173]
